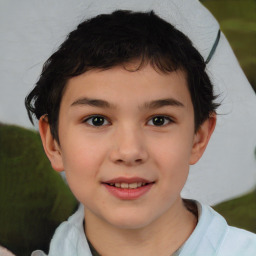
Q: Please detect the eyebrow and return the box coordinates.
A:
[70,97,184,109]
[142,98,184,109]
[71,97,116,108]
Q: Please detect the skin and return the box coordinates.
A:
[39,64,216,256]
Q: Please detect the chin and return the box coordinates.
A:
[105,210,157,230]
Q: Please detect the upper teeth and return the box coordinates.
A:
[109,182,147,189]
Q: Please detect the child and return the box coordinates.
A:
[26,10,256,256]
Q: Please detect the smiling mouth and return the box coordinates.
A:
[102,177,155,199]
[106,182,151,189]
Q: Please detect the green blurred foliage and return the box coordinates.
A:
[213,190,256,233]
[0,123,78,255]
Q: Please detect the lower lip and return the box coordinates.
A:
[103,183,154,200]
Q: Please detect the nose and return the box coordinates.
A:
[109,125,149,166]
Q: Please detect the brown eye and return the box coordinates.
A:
[147,116,172,126]
[84,115,109,126]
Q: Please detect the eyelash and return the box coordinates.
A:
[82,115,174,127]
[147,115,174,126]
[83,115,110,127]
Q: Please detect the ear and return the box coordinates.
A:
[39,115,64,172]
[189,113,216,165]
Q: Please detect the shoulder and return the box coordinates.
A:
[201,202,256,256]
[31,204,92,256]
[180,200,256,256]
[218,225,256,255]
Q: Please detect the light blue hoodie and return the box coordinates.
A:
[32,201,256,256]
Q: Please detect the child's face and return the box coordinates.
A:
[40,64,215,229]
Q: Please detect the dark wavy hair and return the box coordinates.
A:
[25,10,219,143]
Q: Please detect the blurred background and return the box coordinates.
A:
[202,0,256,92]
[199,0,256,234]
[0,0,255,255]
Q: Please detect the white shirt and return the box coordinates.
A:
[31,201,256,256]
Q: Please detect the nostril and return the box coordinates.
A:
[109,145,148,165]
[114,158,143,165]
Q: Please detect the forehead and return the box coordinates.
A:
[61,64,192,110]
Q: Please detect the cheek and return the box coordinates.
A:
[62,142,98,172]
[152,133,194,167]
[150,132,193,186]
[59,135,107,200]
[61,128,107,168]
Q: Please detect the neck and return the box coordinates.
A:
[84,198,197,256]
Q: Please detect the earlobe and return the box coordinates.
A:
[189,114,216,165]
[39,115,64,172]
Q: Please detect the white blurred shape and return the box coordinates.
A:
[0,0,255,205]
